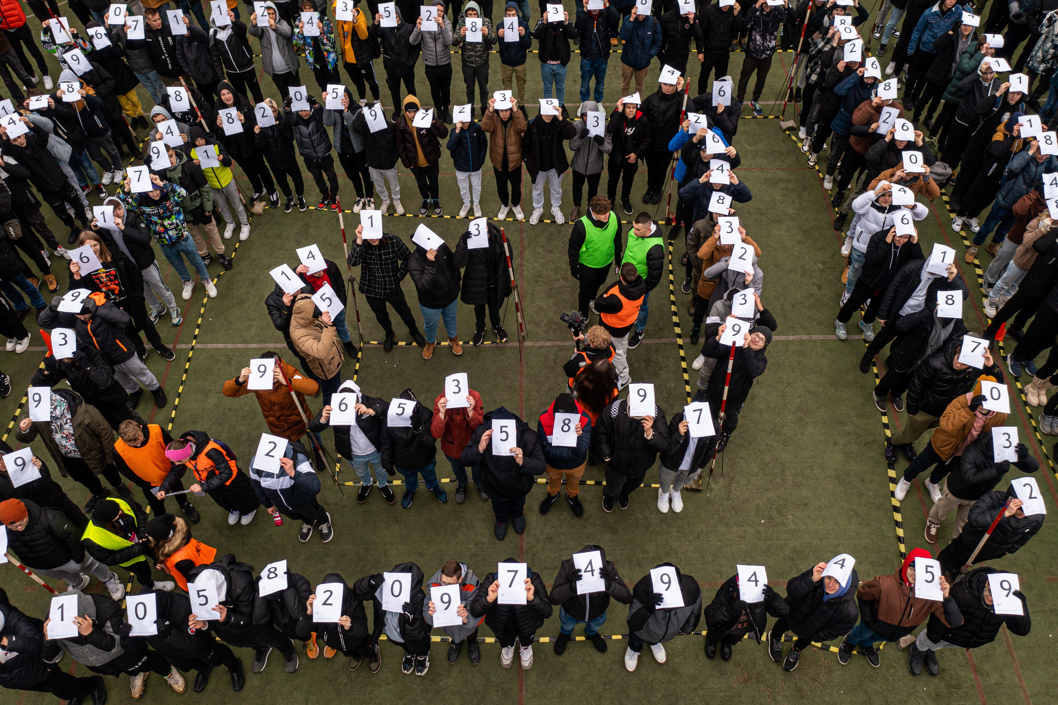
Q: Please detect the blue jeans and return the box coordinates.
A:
[398,459,439,491]
[845,621,883,647]
[580,58,607,102]
[880,6,905,45]
[1042,84,1058,125]
[159,236,210,283]
[349,449,388,488]
[180,0,209,26]
[514,0,531,20]
[333,311,352,344]
[133,70,166,105]
[68,149,100,188]
[541,63,568,104]
[559,607,607,636]
[974,205,1013,245]
[845,248,866,296]
[2,273,47,310]
[445,454,479,487]
[635,290,651,333]
[419,300,457,343]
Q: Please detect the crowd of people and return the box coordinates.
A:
[0,0,1052,698]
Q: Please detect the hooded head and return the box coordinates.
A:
[402,94,422,124]
[464,0,481,17]
[505,1,519,14]
[150,105,175,123]
[901,547,932,585]
[59,69,80,87]
[145,514,177,543]
[195,567,229,601]
[579,100,600,117]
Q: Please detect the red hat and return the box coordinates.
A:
[901,547,932,584]
[0,499,28,526]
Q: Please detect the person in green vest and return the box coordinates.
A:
[567,194,624,318]
[622,212,665,349]
[82,498,175,592]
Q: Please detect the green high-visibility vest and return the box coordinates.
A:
[622,228,663,279]
[81,497,147,568]
[578,212,620,268]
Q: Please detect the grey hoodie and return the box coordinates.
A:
[410,11,453,66]
[247,2,300,76]
[149,105,193,141]
[422,563,482,643]
[569,101,613,175]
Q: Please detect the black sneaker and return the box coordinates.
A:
[539,492,559,515]
[448,640,463,663]
[401,653,414,675]
[401,488,415,508]
[154,343,177,361]
[283,650,299,673]
[628,329,643,349]
[455,484,466,503]
[923,648,938,676]
[298,524,313,542]
[602,496,614,513]
[467,640,481,665]
[284,197,294,213]
[193,668,212,693]
[230,664,245,691]
[863,644,880,668]
[218,254,233,271]
[768,638,783,664]
[368,644,382,673]
[83,493,103,515]
[380,485,396,504]
[553,633,571,655]
[342,340,358,357]
[682,277,691,294]
[859,352,873,373]
[414,654,429,676]
[567,494,584,517]
[383,332,395,352]
[252,647,272,673]
[269,192,280,209]
[494,521,507,540]
[430,485,448,503]
[907,643,924,676]
[899,444,918,462]
[0,373,11,398]
[492,325,508,343]
[705,640,717,660]
[512,514,525,533]
[151,387,168,408]
[837,638,852,665]
[432,200,442,216]
[622,198,632,215]
[357,484,373,504]
[690,324,700,345]
[884,442,897,465]
[872,390,887,413]
[617,496,629,510]
[412,332,427,347]
[181,502,200,523]
[201,254,212,267]
[720,643,732,661]
[419,200,429,216]
[782,649,800,671]
[587,632,607,653]
[892,395,905,412]
[319,514,333,542]
[473,329,485,346]
[298,195,307,212]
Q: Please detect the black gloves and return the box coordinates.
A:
[156,619,173,638]
[1015,443,1029,462]
[118,622,132,639]
[643,592,664,615]
[401,601,414,620]
[570,268,579,280]
[579,127,589,139]
[600,564,614,587]
[592,134,604,145]
[571,568,583,583]
[367,574,384,592]
[763,584,777,600]
[968,394,987,412]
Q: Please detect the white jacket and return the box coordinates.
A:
[849,185,929,254]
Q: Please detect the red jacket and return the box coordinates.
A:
[0,0,26,30]
[430,390,484,459]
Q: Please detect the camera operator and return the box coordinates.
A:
[594,264,646,390]
[568,195,623,318]
[563,324,616,391]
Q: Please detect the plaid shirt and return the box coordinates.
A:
[347,235,410,298]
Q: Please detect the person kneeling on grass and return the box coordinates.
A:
[549,544,631,655]
[839,548,962,668]
[623,563,701,672]
[248,440,333,544]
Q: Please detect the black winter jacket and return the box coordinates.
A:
[906,337,1004,416]
[0,440,82,526]
[575,8,620,59]
[209,20,256,74]
[265,281,313,348]
[859,229,925,292]
[189,555,273,647]
[948,434,1039,502]
[380,393,437,472]
[212,81,261,161]
[549,545,632,621]
[641,85,684,155]
[314,573,371,653]
[454,222,511,308]
[462,407,546,501]
[84,23,140,96]
[254,120,298,170]
[522,115,577,180]
[38,299,138,366]
[408,243,461,310]
[446,122,488,173]
[701,334,768,408]
[698,4,737,53]
[925,567,1030,648]
[288,103,332,160]
[925,28,976,85]
[595,398,669,476]
[308,392,387,462]
[607,107,652,159]
[176,23,222,86]
[888,280,969,370]
[357,562,429,647]
[254,570,314,641]
[659,411,713,471]
[952,490,1045,562]
[5,499,85,569]
[0,603,49,689]
[350,107,398,170]
[657,7,702,64]
[532,15,576,65]
[31,347,131,426]
[782,566,860,641]
[2,125,69,192]
[1017,227,1058,298]
[135,590,219,664]
[469,560,553,634]
[865,137,937,183]
[96,209,156,269]
[705,574,789,643]
[877,259,943,323]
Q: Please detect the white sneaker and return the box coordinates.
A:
[497,204,510,219]
[983,298,998,318]
[950,216,964,232]
[670,490,684,513]
[624,647,639,672]
[394,200,405,215]
[530,208,543,225]
[14,334,30,353]
[500,645,515,669]
[101,170,113,185]
[239,509,257,524]
[859,319,876,342]
[66,574,91,593]
[239,224,250,241]
[552,208,565,225]
[835,320,847,340]
[968,218,981,233]
[894,477,911,501]
[165,668,185,693]
[458,202,470,218]
[154,580,176,592]
[924,478,943,503]
[512,205,524,221]
[204,280,218,298]
[657,488,670,513]
[823,175,834,190]
[364,197,374,210]
[379,198,391,213]
[352,198,363,213]
[691,354,705,370]
[840,236,853,257]
[885,62,896,76]
[111,169,124,183]
[798,126,807,140]
[227,510,241,525]
[181,280,195,300]
[5,337,15,351]
[223,223,235,239]
[473,204,482,217]
[105,577,126,601]
[801,138,811,154]
[519,645,533,670]
[43,75,53,90]
[649,643,666,663]
[129,671,147,699]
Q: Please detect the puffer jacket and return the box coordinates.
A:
[575,7,620,59]
[995,151,1058,210]
[743,4,786,60]
[866,166,941,199]
[314,573,370,654]
[532,12,576,65]
[927,393,1008,462]
[424,563,483,643]
[288,102,332,160]
[409,15,453,65]
[222,359,318,441]
[522,114,577,179]
[288,293,343,379]
[924,567,1029,649]
[782,565,860,641]
[619,13,661,69]
[627,564,701,643]
[697,3,737,53]
[594,398,669,477]
[188,555,276,647]
[850,99,906,155]
[906,337,1004,416]
[482,106,528,171]
[370,9,419,75]
[952,489,1045,561]
[657,6,703,65]
[856,550,962,641]
[446,121,488,172]
[0,0,27,32]
[658,411,713,473]
[469,559,553,633]
[116,181,191,246]
[864,137,938,184]
[498,13,532,66]
[394,94,449,167]
[859,227,925,291]
[454,222,511,307]
[830,74,876,136]
[942,47,988,105]
[705,573,790,643]
[461,407,545,501]
[952,67,1000,126]
[452,2,497,67]
[334,7,375,65]
[947,433,1039,501]
[849,191,929,254]
[380,391,437,472]
[254,116,299,170]
[209,19,256,74]
[925,27,976,85]
[249,440,320,511]
[408,242,461,310]
[549,545,631,621]
[569,101,613,174]
[3,499,85,569]
[640,85,684,155]
[30,347,129,430]
[323,91,366,155]
[132,590,218,663]
[351,105,398,169]
[253,569,314,641]
[38,296,136,365]
[358,562,428,646]
[0,603,49,690]
[14,389,115,478]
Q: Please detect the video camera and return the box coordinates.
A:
[560,310,587,337]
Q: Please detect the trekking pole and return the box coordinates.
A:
[335,199,364,346]
[654,78,691,224]
[275,364,344,494]
[499,227,527,342]
[778,3,814,128]
[179,77,211,134]
[705,344,737,489]
[5,553,58,594]
[955,499,1011,581]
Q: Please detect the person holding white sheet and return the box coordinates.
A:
[498,3,532,105]
[532,4,576,105]
[461,407,545,539]
[655,409,712,513]
[768,558,859,672]
[704,571,788,662]
[454,219,511,344]
[212,81,278,212]
[606,95,651,216]
[694,322,768,453]
[288,292,344,402]
[285,94,341,211]
[522,102,576,225]
[381,390,446,508]
[453,2,497,118]
[248,440,333,543]
[160,431,260,526]
[482,94,528,219]
[208,9,265,104]
[936,488,1045,575]
[568,104,613,219]
[549,545,631,655]
[430,385,485,502]
[310,573,377,671]
[350,100,403,214]
[623,563,701,672]
[446,114,488,218]
[292,0,340,91]
[424,560,483,665]
[411,2,454,122]
[347,223,425,351]
[736,0,787,116]
[595,390,668,512]
[536,392,592,517]
[468,558,552,669]
[325,89,375,212]
[248,2,303,95]
[394,94,448,216]
[253,566,317,658]
[407,234,462,359]
[356,563,431,676]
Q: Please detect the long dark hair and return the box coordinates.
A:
[572,359,618,419]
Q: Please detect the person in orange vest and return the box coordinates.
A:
[158,431,260,526]
[592,262,645,389]
[145,513,218,593]
[563,324,615,391]
[114,420,200,524]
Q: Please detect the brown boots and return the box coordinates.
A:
[424,338,463,359]
[449,337,462,355]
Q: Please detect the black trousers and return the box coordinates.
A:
[0,289,29,340]
[914,80,946,124]
[837,280,883,324]
[607,156,638,202]
[121,298,164,353]
[425,63,453,109]
[5,24,48,76]
[366,287,420,337]
[19,210,59,249]
[178,639,242,675]
[337,149,373,199]
[602,465,646,501]
[571,170,601,206]
[22,666,98,700]
[305,154,340,199]
[697,50,730,95]
[270,69,302,99]
[281,498,328,527]
[577,262,611,316]
[239,150,276,197]
[125,559,157,588]
[65,456,123,498]
[824,134,851,178]
[706,627,748,648]
[494,625,535,649]
[195,79,219,106]
[90,643,172,678]
[769,617,810,651]
[984,288,1043,338]
[835,150,866,194]
[904,50,936,105]
[494,167,522,206]
[343,61,380,101]
[412,162,440,201]
[386,71,417,115]
[310,63,341,92]
[269,161,305,198]
[644,151,671,194]
[220,624,296,657]
[461,62,489,108]
[207,471,260,514]
[941,119,973,170]
[42,182,90,231]
[225,68,264,104]
[1012,301,1058,363]
[396,636,431,657]
[475,300,501,332]
[139,476,191,518]
[736,54,772,103]
[875,355,912,399]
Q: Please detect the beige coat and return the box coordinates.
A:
[289,294,343,380]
